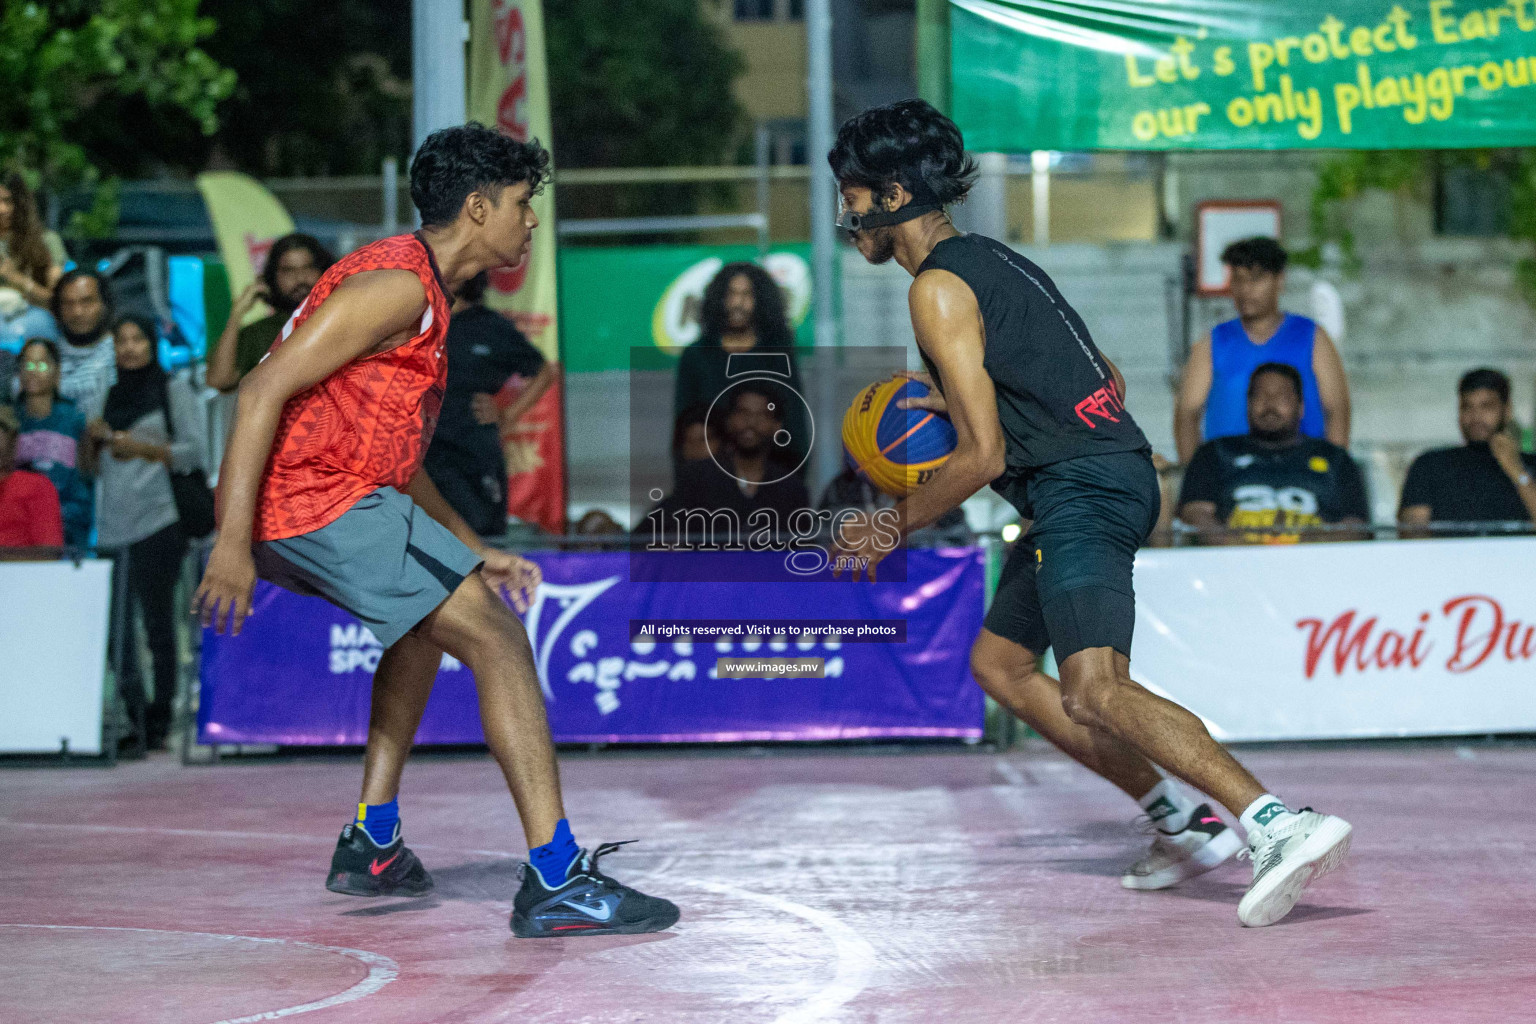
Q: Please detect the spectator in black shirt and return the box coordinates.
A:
[423,271,555,537]
[1178,362,1368,544]
[673,261,808,474]
[652,383,810,543]
[1399,368,1536,537]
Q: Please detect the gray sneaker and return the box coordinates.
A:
[1121,804,1244,891]
[1237,808,1352,927]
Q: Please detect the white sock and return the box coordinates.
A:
[1138,777,1198,834]
[1239,794,1292,836]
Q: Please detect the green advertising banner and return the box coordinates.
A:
[950,0,1536,150]
[558,244,813,374]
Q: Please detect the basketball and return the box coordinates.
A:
[841,376,958,497]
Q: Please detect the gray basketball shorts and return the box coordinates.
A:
[252,485,483,648]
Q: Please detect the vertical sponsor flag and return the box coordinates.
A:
[469,0,567,534]
[195,172,296,327]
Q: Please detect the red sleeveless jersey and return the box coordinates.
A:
[253,234,452,541]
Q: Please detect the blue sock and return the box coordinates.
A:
[356,798,399,846]
[529,819,580,888]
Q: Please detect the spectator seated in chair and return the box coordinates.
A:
[648,383,810,545]
[672,402,721,469]
[1398,368,1536,538]
[1177,362,1369,545]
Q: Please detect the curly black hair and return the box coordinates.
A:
[1221,236,1288,275]
[698,261,793,348]
[409,122,552,229]
[828,99,977,205]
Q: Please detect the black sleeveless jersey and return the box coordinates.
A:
[915,234,1149,482]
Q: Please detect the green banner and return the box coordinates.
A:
[558,244,813,374]
[950,0,1536,150]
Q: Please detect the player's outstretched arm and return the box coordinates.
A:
[194,270,428,635]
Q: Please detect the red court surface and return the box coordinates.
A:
[4,740,1535,1023]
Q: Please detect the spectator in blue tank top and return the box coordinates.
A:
[1174,237,1350,465]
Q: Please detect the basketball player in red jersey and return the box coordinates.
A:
[194,124,678,938]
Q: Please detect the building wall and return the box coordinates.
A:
[717,18,807,122]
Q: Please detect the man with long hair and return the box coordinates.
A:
[193,123,678,938]
[206,233,335,392]
[830,99,1352,927]
[673,260,808,472]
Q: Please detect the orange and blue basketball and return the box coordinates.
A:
[841,376,957,497]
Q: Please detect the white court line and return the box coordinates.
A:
[0,924,397,1023]
[674,877,877,1024]
[6,821,873,1023]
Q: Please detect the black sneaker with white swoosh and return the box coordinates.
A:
[511,841,680,938]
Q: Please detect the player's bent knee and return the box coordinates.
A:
[422,575,528,663]
[1059,676,1116,728]
[969,632,1039,695]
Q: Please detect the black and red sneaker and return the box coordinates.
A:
[511,841,680,938]
[324,823,434,897]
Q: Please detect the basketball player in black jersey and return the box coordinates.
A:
[829,100,1352,927]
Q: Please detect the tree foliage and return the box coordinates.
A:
[62,0,412,179]
[192,0,412,177]
[0,0,234,184]
[1306,148,1536,304]
[545,0,747,224]
[546,0,745,169]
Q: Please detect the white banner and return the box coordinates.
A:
[0,560,111,754]
[1132,538,1536,741]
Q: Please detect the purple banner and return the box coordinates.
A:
[198,548,986,745]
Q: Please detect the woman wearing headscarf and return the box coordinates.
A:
[87,314,207,750]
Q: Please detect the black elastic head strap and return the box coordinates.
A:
[838,200,942,233]
[837,180,944,233]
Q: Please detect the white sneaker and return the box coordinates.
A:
[1121,803,1244,891]
[1237,808,1353,927]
